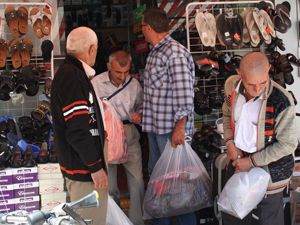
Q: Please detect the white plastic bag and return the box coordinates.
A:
[143,141,212,219]
[106,195,133,225]
[218,167,270,219]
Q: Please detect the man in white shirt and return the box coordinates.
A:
[92,50,144,225]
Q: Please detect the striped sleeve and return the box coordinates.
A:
[63,101,89,122]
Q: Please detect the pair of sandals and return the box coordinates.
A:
[5,6,29,37]
[258,1,291,34]
[30,6,52,39]
[31,100,50,121]
[195,11,217,47]
[9,37,33,69]
[216,9,243,48]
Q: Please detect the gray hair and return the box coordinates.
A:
[66,27,98,54]
[108,50,132,67]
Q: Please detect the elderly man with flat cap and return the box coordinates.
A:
[222,52,297,225]
[51,27,108,225]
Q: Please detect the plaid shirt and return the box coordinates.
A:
[142,35,195,135]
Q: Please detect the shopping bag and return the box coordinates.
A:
[218,167,270,219]
[143,141,212,219]
[103,100,127,164]
[106,195,133,225]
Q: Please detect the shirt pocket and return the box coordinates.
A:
[148,66,167,89]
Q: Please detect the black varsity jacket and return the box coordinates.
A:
[50,55,106,182]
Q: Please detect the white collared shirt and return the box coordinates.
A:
[91,71,143,121]
[234,81,264,153]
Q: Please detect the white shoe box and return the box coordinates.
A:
[39,179,64,194]
[0,168,13,185]
[0,184,14,199]
[0,198,14,213]
[41,192,67,211]
[38,163,61,175]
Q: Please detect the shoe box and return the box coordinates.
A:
[41,191,67,211]
[0,167,39,212]
[38,163,66,211]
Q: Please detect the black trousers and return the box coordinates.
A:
[222,191,284,225]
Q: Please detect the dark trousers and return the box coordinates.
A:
[222,191,284,225]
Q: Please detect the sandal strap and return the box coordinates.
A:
[18,10,28,20]
[30,11,43,25]
[19,41,33,54]
[10,42,20,53]
[5,10,18,24]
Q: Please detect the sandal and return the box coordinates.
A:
[9,39,22,69]
[17,6,29,35]
[0,39,8,68]
[19,37,33,67]
[31,100,50,121]
[286,53,300,66]
[38,142,49,164]
[240,9,251,44]
[5,6,20,37]
[246,9,261,47]
[42,6,52,36]
[30,7,44,39]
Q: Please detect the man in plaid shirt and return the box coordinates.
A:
[141,7,195,225]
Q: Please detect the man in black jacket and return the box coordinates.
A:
[51,27,108,224]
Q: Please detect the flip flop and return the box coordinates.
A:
[18,6,29,35]
[216,13,233,47]
[9,39,22,69]
[253,8,271,44]
[195,12,212,47]
[259,9,276,38]
[19,37,33,67]
[0,39,8,68]
[30,7,44,39]
[231,14,243,46]
[240,9,251,44]
[273,3,291,33]
[215,14,226,46]
[246,9,261,47]
[5,6,20,37]
[204,12,217,47]
[41,6,52,36]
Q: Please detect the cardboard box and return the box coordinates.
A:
[39,179,64,194]
[14,196,40,212]
[0,184,14,199]
[291,177,300,190]
[0,198,14,213]
[37,163,61,175]
[38,172,63,180]
[290,189,300,224]
[12,167,38,184]
[13,182,39,198]
[0,168,13,185]
[41,192,67,211]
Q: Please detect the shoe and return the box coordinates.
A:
[10,146,23,168]
[38,142,49,163]
[22,145,36,167]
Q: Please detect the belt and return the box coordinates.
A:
[122,120,132,125]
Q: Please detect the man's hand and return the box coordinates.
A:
[227,142,243,161]
[171,117,187,147]
[232,157,252,173]
[91,169,108,189]
[131,112,142,124]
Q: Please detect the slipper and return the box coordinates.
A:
[0,39,8,68]
[231,14,243,46]
[259,9,276,38]
[240,9,251,44]
[30,7,44,39]
[9,39,22,69]
[41,6,52,36]
[18,6,29,35]
[246,9,261,47]
[284,72,294,85]
[253,8,271,44]
[216,13,233,47]
[19,37,33,67]
[5,6,20,37]
[215,14,226,46]
[273,3,291,33]
[204,12,217,47]
[286,53,300,66]
[195,12,212,47]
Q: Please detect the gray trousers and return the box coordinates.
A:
[222,191,284,225]
[108,124,145,225]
